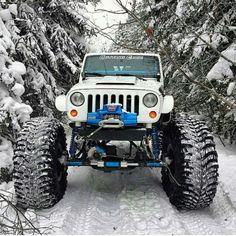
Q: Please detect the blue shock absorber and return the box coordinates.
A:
[151,125,160,160]
[69,128,79,159]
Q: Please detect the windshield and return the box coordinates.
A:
[83,55,160,79]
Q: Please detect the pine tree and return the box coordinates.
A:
[114,0,236,142]
[0,3,32,181]
[11,0,93,117]
[0,0,98,181]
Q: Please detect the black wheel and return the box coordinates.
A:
[13,117,68,209]
[161,117,218,210]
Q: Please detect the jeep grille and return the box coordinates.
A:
[87,94,140,115]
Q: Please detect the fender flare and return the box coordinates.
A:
[55,95,66,112]
[162,95,174,114]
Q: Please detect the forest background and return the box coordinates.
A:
[0,0,235,184]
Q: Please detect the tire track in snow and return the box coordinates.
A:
[58,168,97,234]
[61,168,136,234]
[57,168,187,234]
[62,169,124,234]
[168,182,236,235]
[36,166,236,234]
[36,167,94,234]
[79,173,126,234]
[115,169,186,235]
[152,170,236,235]
[207,182,236,233]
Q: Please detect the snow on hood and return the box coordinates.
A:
[85,76,137,85]
[69,76,162,93]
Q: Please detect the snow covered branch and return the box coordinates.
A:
[0,190,40,234]
[112,0,236,140]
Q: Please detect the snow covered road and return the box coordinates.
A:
[34,139,236,235]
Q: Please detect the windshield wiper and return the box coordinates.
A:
[83,72,147,81]
[114,74,147,81]
[83,72,105,79]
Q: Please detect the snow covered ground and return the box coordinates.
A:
[14,138,234,235]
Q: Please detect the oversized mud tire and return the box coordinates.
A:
[13,117,68,209]
[161,117,218,210]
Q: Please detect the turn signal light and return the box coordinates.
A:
[70,109,78,117]
[149,111,157,119]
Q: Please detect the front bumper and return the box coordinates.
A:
[75,126,146,141]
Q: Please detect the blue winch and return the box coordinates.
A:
[87,104,137,127]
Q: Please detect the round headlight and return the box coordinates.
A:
[143,93,158,108]
[70,92,85,106]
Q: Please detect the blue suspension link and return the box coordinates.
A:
[151,124,160,160]
[69,128,79,158]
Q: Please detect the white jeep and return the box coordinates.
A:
[13,53,219,210]
[56,53,174,127]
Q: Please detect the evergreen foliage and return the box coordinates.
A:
[14,0,92,117]
[114,0,236,142]
[0,0,96,180]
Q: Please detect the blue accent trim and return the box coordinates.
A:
[67,161,83,166]
[105,162,120,167]
[151,125,160,160]
[95,146,106,156]
[69,128,79,158]
[147,162,161,167]
[66,161,162,168]
[87,104,137,127]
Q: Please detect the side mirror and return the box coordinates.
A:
[55,95,67,112]
[162,95,174,114]
[157,73,161,81]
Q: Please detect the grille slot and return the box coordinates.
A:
[103,94,108,105]
[96,95,100,110]
[88,95,93,112]
[111,94,116,103]
[127,95,131,112]
[119,95,123,104]
[134,95,139,114]
[87,94,140,115]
